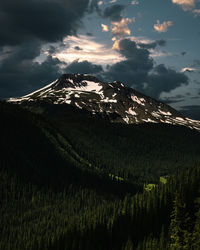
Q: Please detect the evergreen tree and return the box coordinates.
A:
[168,192,184,250]
[192,197,200,249]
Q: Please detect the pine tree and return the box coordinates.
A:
[192,197,200,249]
[159,226,166,250]
[168,192,183,250]
[182,211,192,250]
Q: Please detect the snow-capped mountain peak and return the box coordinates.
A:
[9,74,200,131]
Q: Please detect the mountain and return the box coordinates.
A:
[2,76,200,250]
[9,73,200,131]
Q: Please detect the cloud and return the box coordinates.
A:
[55,35,123,65]
[136,39,170,59]
[193,8,200,16]
[111,18,134,38]
[0,0,91,46]
[154,20,173,33]
[146,64,188,98]
[105,38,154,87]
[0,42,63,98]
[101,24,109,32]
[112,39,152,61]
[138,39,166,49]
[113,37,169,58]
[150,51,173,58]
[103,38,188,99]
[65,60,103,74]
[181,67,197,72]
[101,4,134,39]
[102,4,125,21]
[1,36,189,104]
[172,0,195,11]
[0,0,100,98]
[172,0,200,18]
[0,0,192,105]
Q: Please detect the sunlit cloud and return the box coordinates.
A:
[54,35,124,65]
[111,18,134,38]
[154,20,173,33]
[101,24,109,32]
[112,39,121,50]
[172,0,195,11]
[172,0,200,17]
[193,8,200,16]
[181,67,197,72]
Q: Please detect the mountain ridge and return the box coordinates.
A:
[9,73,200,131]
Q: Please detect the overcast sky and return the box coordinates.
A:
[0,0,200,119]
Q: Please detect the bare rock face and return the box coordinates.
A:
[9,74,200,131]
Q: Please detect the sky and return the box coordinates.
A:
[0,0,200,119]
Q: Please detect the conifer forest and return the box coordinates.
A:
[1,101,200,250]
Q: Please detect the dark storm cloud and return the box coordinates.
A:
[65,60,103,74]
[0,0,91,46]
[146,64,188,98]
[103,39,153,88]
[115,39,153,62]
[0,0,190,102]
[180,105,200,120]
[0,0,97,98]
[138,39,166,50]
[102,4,125,21]
[0,40,64,98]
[103,39,188,99]
[0,56,63,99]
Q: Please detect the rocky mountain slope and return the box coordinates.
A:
[9,73,200,131]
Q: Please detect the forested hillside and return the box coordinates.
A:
[24,101,200,185]
[1,101,200,250]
